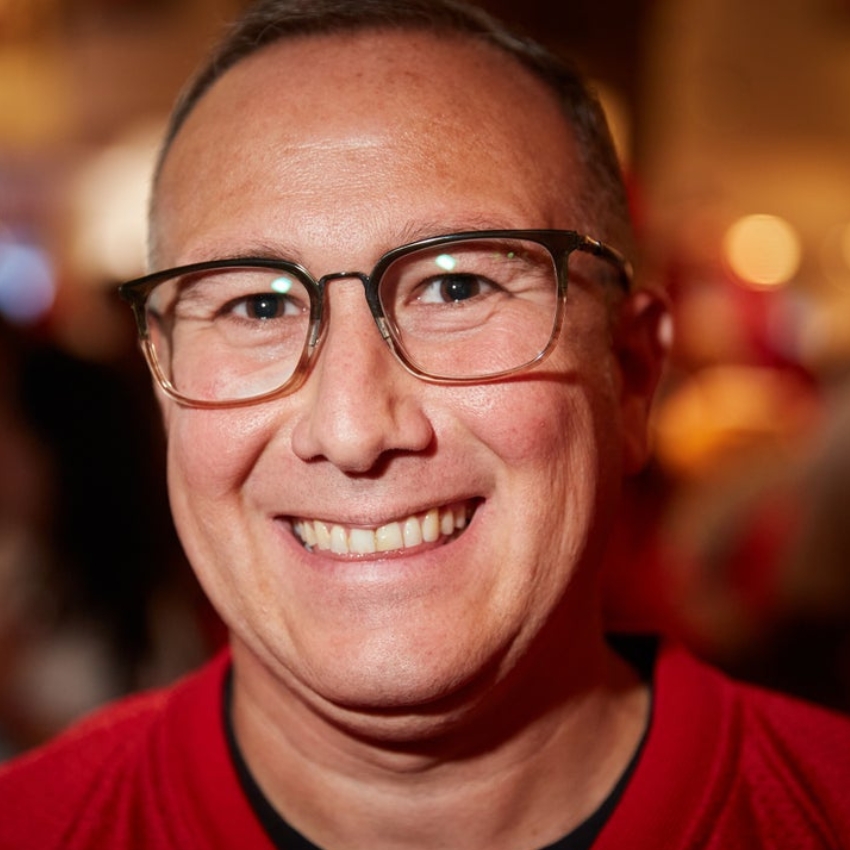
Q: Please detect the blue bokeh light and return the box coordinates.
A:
[0,241,56,325]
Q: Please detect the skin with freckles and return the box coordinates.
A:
[153,29,666,850]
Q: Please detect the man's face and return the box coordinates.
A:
[154,30,652,732]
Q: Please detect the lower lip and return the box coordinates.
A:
[267,510,486,623]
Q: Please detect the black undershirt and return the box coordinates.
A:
[223,635,655,850]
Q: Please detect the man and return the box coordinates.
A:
[1,1,849,848]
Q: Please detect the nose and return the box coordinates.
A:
[289,279,434,473]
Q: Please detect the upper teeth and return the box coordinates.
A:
[292,503,472,556]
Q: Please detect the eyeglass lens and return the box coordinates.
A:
[144,236,560,403]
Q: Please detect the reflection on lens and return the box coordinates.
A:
[272,276,295,294]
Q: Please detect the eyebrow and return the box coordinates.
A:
[394,216,532,244]
[194,241,306,265]
[179,216,533,269]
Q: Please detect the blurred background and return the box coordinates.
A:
[1,0,849,757]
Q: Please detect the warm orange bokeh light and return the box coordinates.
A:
[723,214,801,288]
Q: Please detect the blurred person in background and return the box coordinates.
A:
[1,1,849,848]
[0,315,210,758]
[660,376,850,713]
[0,316,54,756]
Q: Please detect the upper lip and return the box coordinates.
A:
[280,496,482,529]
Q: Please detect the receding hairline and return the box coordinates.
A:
[148,2,633,264]
[159,2,572,158]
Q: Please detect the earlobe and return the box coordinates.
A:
[614,287,672,473]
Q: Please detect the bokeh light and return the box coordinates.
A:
[0,240,55,324]
[723,214,802,288]
[70,123,162,284]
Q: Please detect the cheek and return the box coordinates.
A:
[165,404,281,502]
[163,406,288,628]
[464,346,627,574]
[449,381,565,455]
[451,355,619,480]
[162,404,292,603]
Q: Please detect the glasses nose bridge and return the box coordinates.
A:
[315,270,378,308]
[316,269,370,286]
[312,269,390,344]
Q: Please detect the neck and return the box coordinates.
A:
[229,628,649,850]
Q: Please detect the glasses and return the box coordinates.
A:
[119,229,631,408]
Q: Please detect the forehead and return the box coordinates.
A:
[153,29,589,264]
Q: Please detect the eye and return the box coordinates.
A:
[228,292,302,320]
[416,273,496,304]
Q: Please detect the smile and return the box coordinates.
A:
[292,501,476,556]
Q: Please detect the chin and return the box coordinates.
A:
[242,620,513,740]
[310,667,503,746]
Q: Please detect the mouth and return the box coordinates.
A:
[291,500,478,557]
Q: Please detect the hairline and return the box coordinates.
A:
[148,6,633,270]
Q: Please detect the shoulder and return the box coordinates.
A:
[658,640,850,764]
[720,660,850,829]
[600,639,850,850]
[0,682,170,785]
[0,653,231,850]
[662,643,850,845]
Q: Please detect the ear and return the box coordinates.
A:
[612,287,671,474]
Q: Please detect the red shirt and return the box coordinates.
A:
[0,643,848,849]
